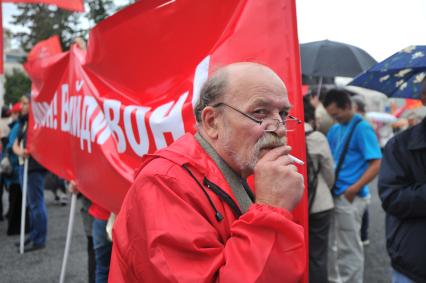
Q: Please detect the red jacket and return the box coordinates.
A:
[89,202,110,221]
[109,133,306,282]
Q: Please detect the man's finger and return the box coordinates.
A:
[270,154,295,167]
[260,145,292,161]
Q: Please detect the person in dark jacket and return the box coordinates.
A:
[0,106,10,221]
[12,95,47,252]
[3,103,30,235]
[378,77,426,283]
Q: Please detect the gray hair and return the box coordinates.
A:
[194,70,228,123]
[351,95,366,113]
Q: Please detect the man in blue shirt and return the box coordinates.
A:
[324,89,382,283]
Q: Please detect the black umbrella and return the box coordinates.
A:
[300,40,377,78]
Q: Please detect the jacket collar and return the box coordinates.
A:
[408,117,426,150]
[140,133,213,176]
[137,133,244,208]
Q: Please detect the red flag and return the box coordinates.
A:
[25,2,307,266]
[0,3,3,74]
[26,35,62,62]
[24,35,64,94]
[4,0,84,12]
[405,98,423,109]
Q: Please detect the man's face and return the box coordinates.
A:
[21,97,30,115]
[420,83,426,106]
[215,67,290,176]
[11,112,19,121]
[325,102,352,124]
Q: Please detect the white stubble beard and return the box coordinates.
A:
[219,125,287,175]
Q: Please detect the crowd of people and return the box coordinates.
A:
[305,78,426,283]
[110,64,426,283]
[305,88,382,283]
[0,94,113,283]
[0,95,66,251]
[1,64,425,283]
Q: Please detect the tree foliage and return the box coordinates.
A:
[10,1,126,53]
[4,69,31,105]
[87,0,115,25]
[11,4,85,52]
[5,1,129,106]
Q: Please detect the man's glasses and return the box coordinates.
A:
[212,102,301,132]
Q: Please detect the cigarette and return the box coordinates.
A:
[289,154,304,165]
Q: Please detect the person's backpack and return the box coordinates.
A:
[0,153,13,177]
[306,130,321,210]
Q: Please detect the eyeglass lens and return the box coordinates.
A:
[262,118,299,132]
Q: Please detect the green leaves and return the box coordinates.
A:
[4,68,31,105]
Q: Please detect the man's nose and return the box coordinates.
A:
[274,122,287,137]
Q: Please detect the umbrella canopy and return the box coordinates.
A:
[300,40,377,78]
[366,112,397,123]
[345,85,389,112]
[349,45,426,99]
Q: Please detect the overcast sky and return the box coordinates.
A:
[3,0,426,61]
[296,0,426,61]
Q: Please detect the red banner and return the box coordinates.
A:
[4,0,84,12]
[25,1,307,263]
[0,3,3,74]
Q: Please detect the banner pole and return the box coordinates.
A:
[316,76,323,97]
[59,192,77,283]
[19,158,29,254]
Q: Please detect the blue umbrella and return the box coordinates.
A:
[349,45,426,99]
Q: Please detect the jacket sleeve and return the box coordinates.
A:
[378,138,426,219]
[109,165,306,283]
[317,133,335,188]
[7,123,20,152]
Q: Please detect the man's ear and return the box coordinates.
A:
[200,107,220,139]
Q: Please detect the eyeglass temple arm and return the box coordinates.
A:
[288,115,302,124]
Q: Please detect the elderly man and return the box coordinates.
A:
[109,62,306,282]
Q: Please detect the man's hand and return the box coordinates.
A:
[343,186,359,203]
[343,159,380,203]
[22,149,30,158]
[68,181,79,194]
[15,148,29,158]
[254,146,304,211]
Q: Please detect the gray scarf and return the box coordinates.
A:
[195,133,253,213]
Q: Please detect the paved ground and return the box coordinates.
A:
[0,178,391,282]
[363,177,392,282]
[0,191,87,283]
